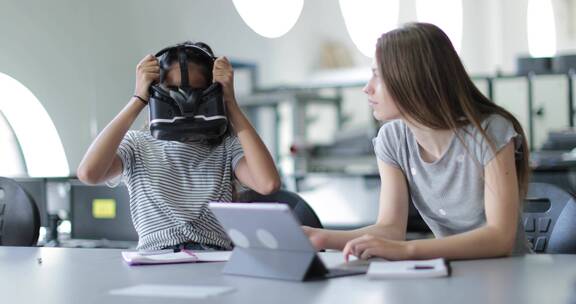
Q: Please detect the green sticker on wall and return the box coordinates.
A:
[92,199,116,219]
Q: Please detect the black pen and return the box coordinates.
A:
[413,265,434,270]
[138,248,181,256]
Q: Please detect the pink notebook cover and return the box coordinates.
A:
[122,250,231,266]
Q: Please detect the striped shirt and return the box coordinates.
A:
[116,130,244,250]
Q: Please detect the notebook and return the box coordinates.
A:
[122,250,232,266]
[367,258,450,279]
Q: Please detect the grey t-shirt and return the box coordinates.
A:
[373,114,530,254]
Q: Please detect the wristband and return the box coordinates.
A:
[133,95,148,105]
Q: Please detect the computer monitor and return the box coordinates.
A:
[70,181,137,241]
[13,177,48,227]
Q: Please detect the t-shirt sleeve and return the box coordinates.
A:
[480,115,520,166]
[372,121,402,168]
[116,130,139,181]
[227,134,245,172]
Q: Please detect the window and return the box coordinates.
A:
[339,0,400,57]
[0,72,69,177]
[0,110,26,177]
[416,0,463,53]
[527,0,557,57]
[232,0,304,38]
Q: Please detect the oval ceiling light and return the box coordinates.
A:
[0,72,69,177]
[416,0,463,53]
[232,0,304,39]
[527,0,557,57]
[339,0,399,58]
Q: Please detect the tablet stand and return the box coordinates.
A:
[223,247,328,281]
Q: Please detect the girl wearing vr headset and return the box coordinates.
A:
[77,41,281,251]
[304,23,531,260]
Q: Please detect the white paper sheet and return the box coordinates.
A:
[367,258,449,279]
[193,251,233,262]
[110,284,235,299]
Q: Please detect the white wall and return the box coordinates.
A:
[1,0,572,176]
[0,0,274,175]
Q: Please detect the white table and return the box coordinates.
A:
[1,246,575,304]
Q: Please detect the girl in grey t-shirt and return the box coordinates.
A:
[304,23,531,260]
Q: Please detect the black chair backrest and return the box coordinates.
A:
[238,189,323,229]
[0,177,40,246]
[523,182,576,253]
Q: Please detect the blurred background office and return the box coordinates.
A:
[2,0,576,250]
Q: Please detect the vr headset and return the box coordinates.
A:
[148,43,228,142]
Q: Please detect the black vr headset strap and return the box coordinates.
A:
[178,46,190,91]
[154,46,172,85]
[176,46,201,117]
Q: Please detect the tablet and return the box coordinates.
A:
[210,203,313,251]
[209,202,366,281]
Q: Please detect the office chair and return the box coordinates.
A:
[238,189,324,229]
[523,182,576,253]
[0,177,40,246]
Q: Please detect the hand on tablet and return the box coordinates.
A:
[343,234,411,262]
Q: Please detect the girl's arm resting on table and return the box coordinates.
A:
[304,159,410,250]
[344,141,520,260]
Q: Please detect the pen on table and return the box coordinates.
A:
[138,248,181,256]
[413,265,434,270]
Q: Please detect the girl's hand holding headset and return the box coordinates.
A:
[134,54,160,102]
[212,57,236,107]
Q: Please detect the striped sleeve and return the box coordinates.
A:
[117,130,139,181]
[227,134,245,171]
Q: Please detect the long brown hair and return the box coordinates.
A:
[376,22,530,197]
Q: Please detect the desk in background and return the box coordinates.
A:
[531,151,576,196]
